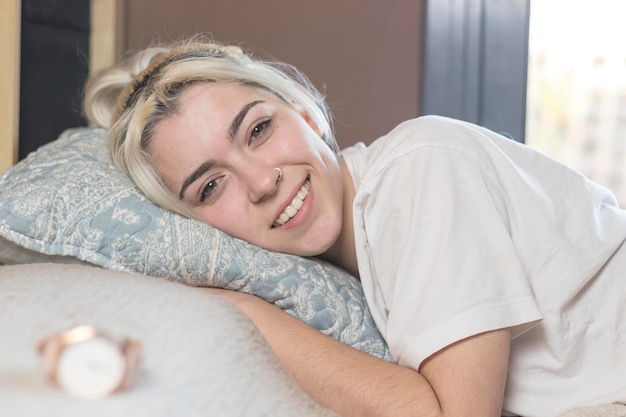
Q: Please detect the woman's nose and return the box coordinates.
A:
[245,166,280,203]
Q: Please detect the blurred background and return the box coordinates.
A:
[5,0,626,204]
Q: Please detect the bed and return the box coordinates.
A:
[0,127,386,416]
[0,262,338,416]
[1,128,624,416]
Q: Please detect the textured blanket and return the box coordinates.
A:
[0,263,339,417]
[557,404,626,417]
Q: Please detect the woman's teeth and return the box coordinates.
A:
[274,180,310,227]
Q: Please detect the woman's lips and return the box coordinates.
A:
[273,178,310,227]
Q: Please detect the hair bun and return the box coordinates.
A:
[83,46,169,129]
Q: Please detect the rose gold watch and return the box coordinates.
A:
[38,325,141,399]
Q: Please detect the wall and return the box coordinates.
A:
[124,0,422,148]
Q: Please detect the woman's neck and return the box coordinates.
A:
[319,158,359,278]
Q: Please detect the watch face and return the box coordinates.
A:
[56,337,126,399]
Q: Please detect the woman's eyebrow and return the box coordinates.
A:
[179,161,214,200]
[228,100,264,140]
[179,100,266,200]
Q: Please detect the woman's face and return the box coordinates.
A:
[150,83,345,257]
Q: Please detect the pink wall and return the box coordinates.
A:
[124,0,422,149]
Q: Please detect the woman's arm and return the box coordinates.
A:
[206,289,511,417]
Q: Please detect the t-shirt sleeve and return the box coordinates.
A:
[356,140,542,370]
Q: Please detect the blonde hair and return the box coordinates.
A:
[83,38,337,217]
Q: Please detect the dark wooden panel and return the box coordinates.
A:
[19,0,90,160]
[22,0,90,31]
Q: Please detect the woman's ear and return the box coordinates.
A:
[299,109,323,137]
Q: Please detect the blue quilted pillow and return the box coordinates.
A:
[0,128,390,360]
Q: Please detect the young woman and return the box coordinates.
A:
[84,39,626,417]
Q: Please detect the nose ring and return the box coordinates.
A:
[274,167,283,184]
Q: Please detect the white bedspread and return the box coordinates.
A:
[1,262,622,417]
[0,263,338,417]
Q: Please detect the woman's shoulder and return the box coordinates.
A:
[349,116,494,174]
[379,115,503,149]
[342,115,530,190]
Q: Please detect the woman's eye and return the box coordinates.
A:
[200,177,222,203]
[250,119,271,143]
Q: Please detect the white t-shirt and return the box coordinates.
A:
[342,116,626,417]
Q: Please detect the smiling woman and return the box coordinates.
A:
[148,82,347,259]
[85,41,337,216]
[84,37,626,417]
[85,40,348,262]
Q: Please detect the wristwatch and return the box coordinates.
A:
[38,325,141,399]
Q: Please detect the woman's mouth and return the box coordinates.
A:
[273,178,310,227]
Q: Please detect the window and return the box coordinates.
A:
[526,0,626,204]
